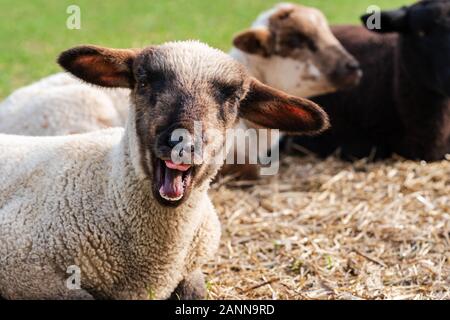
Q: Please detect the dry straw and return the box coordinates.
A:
[206,153,450,300]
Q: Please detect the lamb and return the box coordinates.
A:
[0,72,129,136]
[0,3,359,178]
[231,3,361,100]
[294,0,450,161]
[225,2,362,177]
[0,41,328,299]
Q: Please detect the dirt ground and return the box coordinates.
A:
[206,154,450,300]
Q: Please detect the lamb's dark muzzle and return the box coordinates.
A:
[330,58,363,90]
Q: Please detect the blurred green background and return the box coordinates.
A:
[0,0,414,99]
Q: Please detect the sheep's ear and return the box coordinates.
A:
[239,78,329,135]
[233,28,272,57]
[361,7,409,33]
[58,45,139,88]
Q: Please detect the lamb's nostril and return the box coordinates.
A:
[177,143,195,159]
[168,136,182,148]
[170,140,194,158]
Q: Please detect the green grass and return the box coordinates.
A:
[0,0,413,98]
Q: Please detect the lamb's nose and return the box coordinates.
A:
[168,136,195,157]
[346,61,361,72]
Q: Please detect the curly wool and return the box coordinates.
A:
[0,110,221,299]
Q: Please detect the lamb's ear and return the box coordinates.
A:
[361,7,409,33]
[239,78,329,134]
[233,28,272,57]
[57,45,139,88]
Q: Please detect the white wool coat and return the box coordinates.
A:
[0,73,129,136]
[0,111,220,299]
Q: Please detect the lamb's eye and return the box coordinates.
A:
[139,81,147,88]
[213,81,240,103]
[281,32,317,52]
[146,71,165,91]
[286,33,307,47]
[147,71,164,83]
[222,85,239,100]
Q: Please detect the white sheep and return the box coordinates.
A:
[0,41,328,299]
[0,72,129,136]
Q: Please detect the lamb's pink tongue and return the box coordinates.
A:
[159,167,184,200]
[165,160,191,172]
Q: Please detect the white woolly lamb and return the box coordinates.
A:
[0,73,129,136]
[0,41,328,299]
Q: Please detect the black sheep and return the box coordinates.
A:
[293,0,450,161]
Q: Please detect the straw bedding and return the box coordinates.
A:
[206,153,450,300]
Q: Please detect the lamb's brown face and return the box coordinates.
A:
[233,3,362,97]
[58,41,330,208]
[130,43,248,206]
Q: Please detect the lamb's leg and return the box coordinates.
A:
[169,269,206,300]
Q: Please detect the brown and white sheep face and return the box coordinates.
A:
[233,3,362,97]
[57,41,329,207]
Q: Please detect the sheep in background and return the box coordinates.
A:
[225,2,362,177]
[231,2,361,99]
[0,73,129,136]
[0,41,328,299]
[294,0,450,161]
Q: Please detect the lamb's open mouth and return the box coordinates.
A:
[154,158,193,205]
